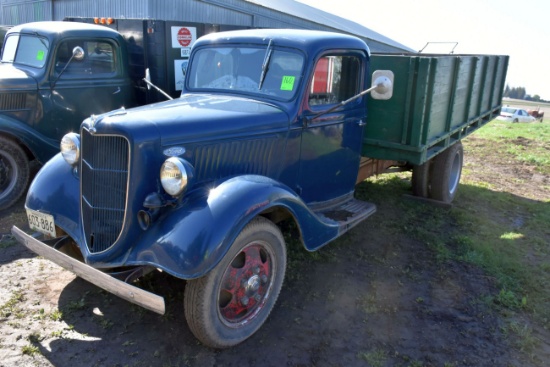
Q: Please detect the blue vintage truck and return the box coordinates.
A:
[12,29,508,348]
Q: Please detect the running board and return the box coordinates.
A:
[315,198,376,233]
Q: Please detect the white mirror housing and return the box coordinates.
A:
[371,70,394,100]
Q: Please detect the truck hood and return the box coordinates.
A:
[0,64,38,90]
[95,94,290,144]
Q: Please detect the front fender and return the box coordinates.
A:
[25,153,82,243]
[127,175,339,279]
[0,113,59,163]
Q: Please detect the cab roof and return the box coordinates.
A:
[7,21,121,40]
[194,29,370,56]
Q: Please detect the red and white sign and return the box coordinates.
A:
[177,27,192,47]
[171,26,197,49]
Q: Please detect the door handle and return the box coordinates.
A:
[113,87,121,95]
[357,119,366,127]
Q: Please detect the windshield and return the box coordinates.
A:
[501,107,517,114]
[187,46,304,101]
[1,34,50,68]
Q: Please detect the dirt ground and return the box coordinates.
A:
[1,135,549,367]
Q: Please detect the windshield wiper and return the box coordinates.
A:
[258,39,273,90]
[39,38,49,50]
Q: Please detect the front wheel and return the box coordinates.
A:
[184,217,286,348]
[0,137,30,211]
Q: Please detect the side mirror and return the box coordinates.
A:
[371,70,394,100]
[51,46,86,88]
[72,46,85,61]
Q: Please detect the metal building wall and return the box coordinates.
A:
[2,0,52,24]
[0,0,409,52]
[148,0,312,29]
[52,0,149,20]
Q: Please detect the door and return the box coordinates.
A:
[41,38,133,140]
[298,53,366,204]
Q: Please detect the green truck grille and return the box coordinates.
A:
[0,93,26,111]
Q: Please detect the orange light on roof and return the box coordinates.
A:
[106,18,114,25]
[93,17,100,24]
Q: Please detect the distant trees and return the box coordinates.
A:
[503,85,548,103]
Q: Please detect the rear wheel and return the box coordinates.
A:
[411,161,431,198]
[184,217,286,348]
[430,142,463,203]
[0,137,30,211]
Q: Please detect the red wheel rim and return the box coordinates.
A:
[217,242,274,326]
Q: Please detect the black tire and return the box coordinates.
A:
[184,217,286,348]
[411,160,431,198]
[0,137,30,211]
[430,142,463,203]
[513,118,519,123]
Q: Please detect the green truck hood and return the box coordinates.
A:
[0,64,38,90]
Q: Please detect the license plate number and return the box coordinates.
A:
[26,210,56,238]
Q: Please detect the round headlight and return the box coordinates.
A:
[160,157,188,196]
[60,133,80,165]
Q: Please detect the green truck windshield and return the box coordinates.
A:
[1,34,50,68]
[187,46,304,101]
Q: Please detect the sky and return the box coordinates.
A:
[297,0,550,100]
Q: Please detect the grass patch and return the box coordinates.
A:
[21,344,40,356]
[471,120,550,175]
[0,290,25,318]
[354,120,550,330]
[0,234,18,249]
[357,349,387,367]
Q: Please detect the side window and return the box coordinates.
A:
[55,40,116,78]
[309,55,361,107]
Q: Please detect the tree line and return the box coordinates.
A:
[504,85,548,103]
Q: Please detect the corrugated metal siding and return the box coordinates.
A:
[149,0,254,26]
[0,0,411,52]
[53,0,148,20]
[248,0,412,51]
[184,0,311,29]
[2,0,51,24]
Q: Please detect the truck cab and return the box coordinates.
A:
[0,21,134,209]
[182,29,369,204]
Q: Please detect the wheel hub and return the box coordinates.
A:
[246,274,261,293]
[218,243,273,325]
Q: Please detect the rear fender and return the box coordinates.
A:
[0,113,59,162]
[128,175,339,279]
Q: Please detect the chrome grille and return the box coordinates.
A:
[81,128,129,253]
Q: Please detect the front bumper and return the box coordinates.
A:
[11,226,165,315]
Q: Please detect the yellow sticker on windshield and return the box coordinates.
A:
[280,76,295,91]
[36,51,45,61]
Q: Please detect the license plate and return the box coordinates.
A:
[26,209,56,238]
